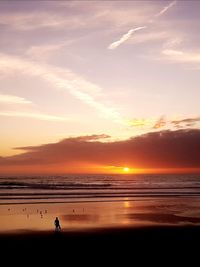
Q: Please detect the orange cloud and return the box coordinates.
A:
[153,116,166,129]
[171,117,200,128]
[0,129,200,174]
[128,118,150,127]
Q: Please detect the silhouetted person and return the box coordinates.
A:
[54,217,61,232]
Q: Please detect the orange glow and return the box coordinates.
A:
[123,167,130,172]
[0,164,200,175]
[0,130,200,175]
[124,199,130,208]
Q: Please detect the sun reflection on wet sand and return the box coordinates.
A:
[0,197,200,232]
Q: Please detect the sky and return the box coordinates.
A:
[0,1,200,174]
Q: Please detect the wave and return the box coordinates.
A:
[0,174,200,204]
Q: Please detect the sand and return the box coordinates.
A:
[0,225,199,264]
[0,199,199,263]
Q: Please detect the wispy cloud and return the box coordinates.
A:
[162,49,200,63]
[26,43,65,61]
[108,26,147,50]
[0,111,69,122]
[171,117,200,128]
[108,1,177,50]
[153,116,166,129]
[128,118,151,127]
[25,38,79,61]
[0,12,71,31]
[0,53,122,123]
[161,48,200,64]
[152,116,200,130]
[0,94,31,104]
[155,1,177,17]
[0,3,149,33]
[163,37,182,49]
[129,31,170,45]
[162,49,183,56]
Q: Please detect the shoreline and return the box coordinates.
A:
[0,223,200,234]
[1,224,199,244]
[1,197,200,232]
[1,194,200,206]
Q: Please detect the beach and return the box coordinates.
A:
[0,174,199,262]
[0,198,200,261]
[0,225,199,264]
[1,197,200,232]
[1,0,200,263]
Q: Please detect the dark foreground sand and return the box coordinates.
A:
[0,226,199,263]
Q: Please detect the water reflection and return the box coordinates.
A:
[125,213,200,224]
[62,214,99,223]
[0,197,200,232]
[124,201,130,208]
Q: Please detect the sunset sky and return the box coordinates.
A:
[0,1,200,174]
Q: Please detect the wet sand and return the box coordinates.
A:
[1,197,200,232]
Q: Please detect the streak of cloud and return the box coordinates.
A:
[0,94,31,104]
[108,1,177,50]
[162,49,200,62]
[155,1,177,17]
[108,27,146,50]
[0,53,123,123]
[153,116,166,129]
[171,117,200,128]
[128,118,151,127]
[0,111,69,122]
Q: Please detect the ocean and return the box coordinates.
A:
[0,174,200,231]
[0,174,200,204]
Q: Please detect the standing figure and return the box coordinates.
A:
[54,217,61,232]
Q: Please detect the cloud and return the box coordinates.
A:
[128,119,151,127]
[162,49,200,63]
[0,53,122,123]
[16,134,111,151]
[153,116,166,129]
[108,1,177,50]
[0,4,150,32]
[108,26,147,49]
[1,129,200,173]
[128,31,170,45]
[171,117,200,128]
[162,49,183,56]
[162,38,182,49]
[151,116,200,130]
[26,43,66,61]
[0,94,31,104]
[25,39,79,61]
[0,111,69,122]
[0,12,74,31]
[155,1,177,17]
[74,134,111,142]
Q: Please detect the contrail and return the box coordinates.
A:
[108,1,177,50]
[108,26,146,50]
[155,1,177,17]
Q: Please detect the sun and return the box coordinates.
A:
[123,167,130,172]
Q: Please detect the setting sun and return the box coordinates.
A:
[123,167,130,172]
[0,1,200,255]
